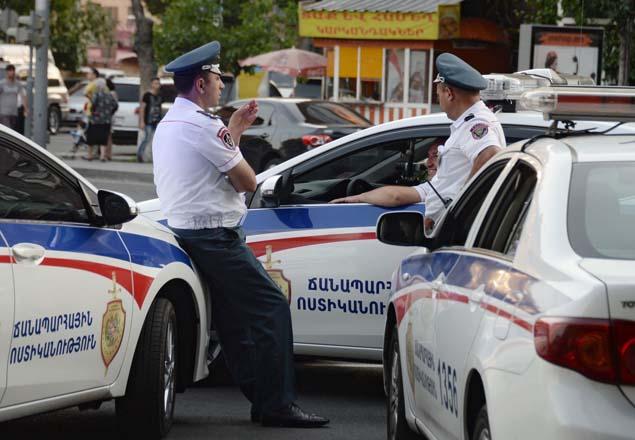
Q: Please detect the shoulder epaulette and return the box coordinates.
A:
[197,110,220,120]
[464,114,475,122]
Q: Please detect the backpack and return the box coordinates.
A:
[90,91,118,124]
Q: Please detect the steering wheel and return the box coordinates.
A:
[346,178,374,197]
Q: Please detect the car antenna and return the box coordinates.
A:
[424,179,451,208]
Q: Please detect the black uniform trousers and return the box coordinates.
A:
[171,226,296,414]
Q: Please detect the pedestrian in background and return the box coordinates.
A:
[137,76,162,162]
[102,77,119,161]
[84,78,117,161]
[0,64,27,131]
[153,41,329,428]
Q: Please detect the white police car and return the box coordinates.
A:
[0,126,209,438]
[139,74,635,368]
[378,86,635,439]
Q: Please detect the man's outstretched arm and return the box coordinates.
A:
[330,185,421,207]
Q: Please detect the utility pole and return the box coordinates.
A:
[33,0,49,148]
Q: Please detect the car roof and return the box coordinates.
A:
[227,97,317,106]
[258,110,635,181]
[113,76,174,85]
[555,135,635,163]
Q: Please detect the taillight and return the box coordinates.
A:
[614,319,635,385]
[302,134,332,148]
[534,317,616,383]
[534,317,635,385]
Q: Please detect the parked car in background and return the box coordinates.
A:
[111,77,177,145]
[64,80,88,127]
[215,98,372,172]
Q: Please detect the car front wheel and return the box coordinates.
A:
[48,105,61,135]
[387,323,419,440]
[116,297,177,439]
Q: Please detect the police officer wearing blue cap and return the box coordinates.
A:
[153,41,329,428]
[331,53,505,231]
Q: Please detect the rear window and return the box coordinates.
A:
[568,162,635,259]
[114,83,139,102]
[296,102,370,127]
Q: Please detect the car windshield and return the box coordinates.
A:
[296,102,370,127]
[115,83,139,102]
[568,162,635,259]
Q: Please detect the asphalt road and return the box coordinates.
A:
[0,360,386,440]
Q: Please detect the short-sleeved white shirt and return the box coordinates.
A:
[414,100,505,220]
[153,97,246,229]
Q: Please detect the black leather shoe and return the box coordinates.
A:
[261,403,329,428]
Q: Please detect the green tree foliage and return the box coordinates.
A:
[0,0,114,72]
[154,0,298,75]
[50,0,114,72]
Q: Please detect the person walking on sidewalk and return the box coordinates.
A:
[153,41,329,428]
[0,64,27,131]
[84,78,117,162]
[137,77,162,162]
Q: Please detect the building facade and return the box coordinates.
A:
[299,0,510,124]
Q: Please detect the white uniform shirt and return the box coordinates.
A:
[153,97,246,229]
[414,100,505,220]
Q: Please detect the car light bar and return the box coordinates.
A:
[520,86,635,122]
[481,69,595,102]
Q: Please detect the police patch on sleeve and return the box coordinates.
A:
[470,123,489,140]
[217,127,235,150]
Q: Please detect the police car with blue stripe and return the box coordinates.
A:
[0,127,208,438]
[139,70,635,377]
[379,84,635,439]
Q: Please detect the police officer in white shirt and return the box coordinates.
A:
[331,53,505,232]
[153,41,328,428]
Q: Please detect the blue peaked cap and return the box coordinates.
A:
[433,53,487,91]
[165,41,222,75]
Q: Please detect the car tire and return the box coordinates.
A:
[387,324,419,440]
[48,105,61,135]
[471,404,491,440]
[116,298,177,439]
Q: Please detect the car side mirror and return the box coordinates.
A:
[260,169,294,208]
[376,211,429,247]
[97,190,138,226]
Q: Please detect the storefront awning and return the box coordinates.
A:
[302,0,462,13]
[300,0,463,40]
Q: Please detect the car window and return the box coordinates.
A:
[0,141,89,223]
[48,79,60,87]
[282,135,446,205]
[216,104,265,126]
[475,161,537,255]
[568,162,635,259]
[296,102,370,126]
[114,83,139,102]
[255,104,274,126]
[436,159,510,248]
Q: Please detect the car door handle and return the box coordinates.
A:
[11,243,46,265]
[469,287,485,305]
